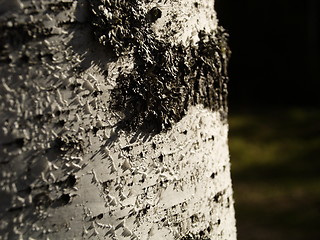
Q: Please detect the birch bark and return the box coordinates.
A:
[0,0,236,239]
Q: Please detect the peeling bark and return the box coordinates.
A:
[0,0,236,239]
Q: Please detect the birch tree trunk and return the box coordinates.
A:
[0,0,236,239]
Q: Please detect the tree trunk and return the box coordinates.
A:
[0,0,236,239]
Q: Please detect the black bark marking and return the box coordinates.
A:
[146,7,162,23]
[97,213,104,219]
[213,191,224,203]
[51,194,72,208]
[180,231,211,240]
[55,174,77,188]
[89,1,230,133]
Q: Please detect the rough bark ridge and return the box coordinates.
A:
[0,0,236,239]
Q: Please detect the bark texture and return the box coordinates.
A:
[0,0,236,239]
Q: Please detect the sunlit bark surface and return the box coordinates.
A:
[0,0,236,239]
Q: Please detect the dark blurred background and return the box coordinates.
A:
[215,0,320,239]
[216,0,320,107]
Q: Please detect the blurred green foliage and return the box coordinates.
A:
[229,107,320,240]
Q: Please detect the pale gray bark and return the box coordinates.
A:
[0,0,236,239]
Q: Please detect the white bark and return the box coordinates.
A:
[0,0,236,239]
